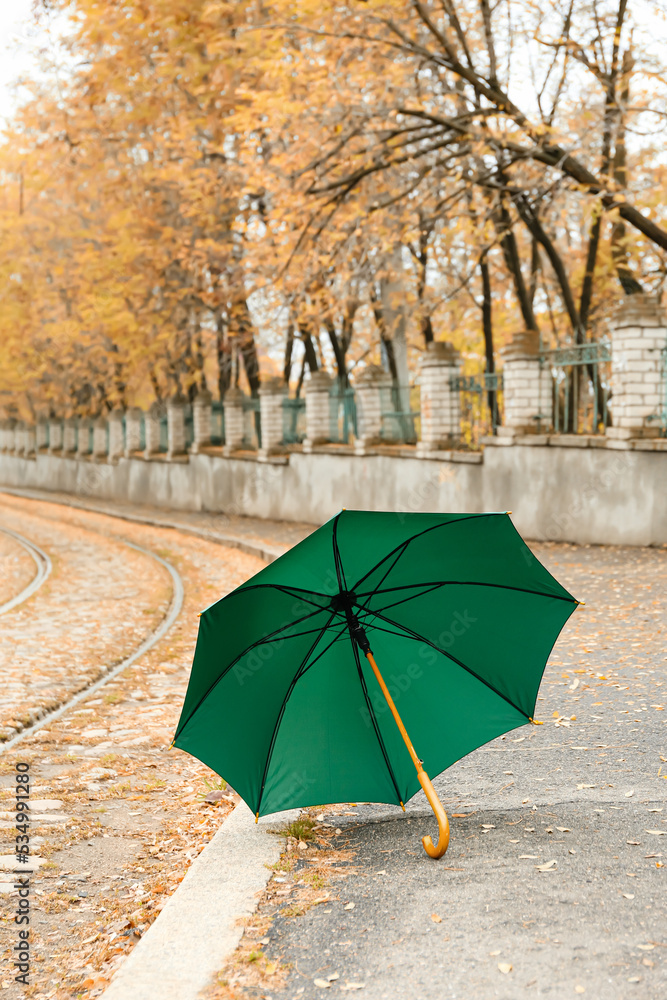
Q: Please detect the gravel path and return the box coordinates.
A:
[0,495,266,1000]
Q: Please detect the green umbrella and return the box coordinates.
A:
[173,510,580,858]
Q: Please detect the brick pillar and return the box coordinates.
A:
[606,294,667,440]
[92,417,108,459]
[302,371,333,452]
[13,421,25,455]
[36,419,49,452]
[259,377,287,458]
[77,418,92,457]
[191,390,212,453]
[167,396,187,459]
[124,408,143,456]
[63,418,78,455]
[223,387,246,455]
[49,419,63,453]
[417,341,462,454]
[500,332,552,436]
[144,403,162,458]
[24,423,36,457]
[108,411,124,462]
[354,365,392,453]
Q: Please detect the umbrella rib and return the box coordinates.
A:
[359,579,576,615]
[351,513,499,592]
[255,612,341,817]
[332,512,349,591]
[173,605,330,740]
[366,607,531,721]
[349,634,404,808]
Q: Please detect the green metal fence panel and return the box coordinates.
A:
[380,384,420,444]
[542,341,611,435]
[329,385,357,443]
[211,402,225,445]
[139,414,146,451]
[184,404,194,450]
[449,371,503,448]
[647,343,667,437]
[158,415,168,452]
[282,396,306,444]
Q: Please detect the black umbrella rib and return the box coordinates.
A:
[332,512,348,592]
[358,579,576,616]
[174,605,330,740]
[255,612,340,817]
[351,513,498,593]
[349,635,404,808]
[366,607,531,721]
[228,583,331,608]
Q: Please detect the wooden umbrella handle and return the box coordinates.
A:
[365,650,450,860]
[418,768,450,859]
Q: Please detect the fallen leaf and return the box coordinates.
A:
[575,987,585,994]
[645,830,666,836]
[481,824,496,830]
[489,950,501,956]
[498,963,513,974]
[519,855,539,859]
[314,979,331,989]
[577,784,596,790]
[82,933,100,945]
[451,813,470,818]
[312,894,330,905]
[627,841,641,846]
[340,985,365,991]
[430,913,442,923]
[627,977,641,983]
[556,827,571,833]
[344,902,355,910]
[638,945,655,951]
[327,973,340,982]
[535,860,557,872]
[625,790,634,798]
[622,893,635,899]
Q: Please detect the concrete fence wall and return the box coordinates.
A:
[0,437,664,547]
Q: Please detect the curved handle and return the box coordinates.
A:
[418,769,450,859]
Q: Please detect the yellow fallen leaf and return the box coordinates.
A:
[645,830,666,836]
[430,913,442,923]
[327,973,340,982]
[344,902,355,910]
[498,963,513,974]
[638,945,655,951]
[536,860,557,872]
[314,979,331,989]
[489,949,501,956]
[622,893,635,900]
[575,986,585,994]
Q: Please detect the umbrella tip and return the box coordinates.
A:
[577,600,586,606]
[400,801,405,812]
[529,717,543,725]
[168,740,175,749]
[255,811,259,824]
[505,510,512,515]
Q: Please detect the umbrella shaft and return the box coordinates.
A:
[365,651,422,773]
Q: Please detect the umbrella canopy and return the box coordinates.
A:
[173,510,579,854]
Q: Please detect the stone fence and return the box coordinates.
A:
[1,296,666,465]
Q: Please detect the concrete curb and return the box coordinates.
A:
[100,803,298,1000]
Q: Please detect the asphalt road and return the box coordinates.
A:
[260,542,667,1000]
